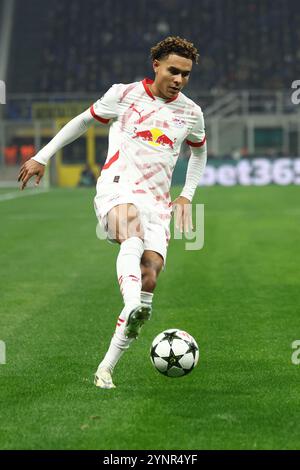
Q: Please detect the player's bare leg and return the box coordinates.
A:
[141,250,164,291]
[140,250,164,316]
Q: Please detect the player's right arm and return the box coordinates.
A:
[18,109,94,190]
[18,84,121,190]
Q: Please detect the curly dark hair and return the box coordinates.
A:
[150,36,199,64]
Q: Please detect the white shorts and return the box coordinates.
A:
[94,182,171,264]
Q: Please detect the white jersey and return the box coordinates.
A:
[90,78,206,214]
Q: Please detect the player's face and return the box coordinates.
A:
[152,54,193,99]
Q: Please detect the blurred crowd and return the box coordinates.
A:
[9,0,300,93]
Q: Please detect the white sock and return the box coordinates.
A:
[141,290,153,309]
[117,237,144,309]
[97,306,134,373]
[98,237,144,374]
[97,293,154,374]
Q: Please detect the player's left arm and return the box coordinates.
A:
[172,109,207,233]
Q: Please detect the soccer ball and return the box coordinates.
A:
[150,329,199,377]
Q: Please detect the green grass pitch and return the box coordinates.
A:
[0,185,299,450]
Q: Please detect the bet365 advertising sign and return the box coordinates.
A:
[200,158,300,186]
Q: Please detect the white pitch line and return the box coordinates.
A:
[0,189,49,202]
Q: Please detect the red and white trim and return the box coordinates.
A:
[90,105,110,124]
[142,78,156,100]
[102,150,120,170]
[186,135,206,147]
[141,78,179,104]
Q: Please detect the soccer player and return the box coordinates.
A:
[18,36,207,389]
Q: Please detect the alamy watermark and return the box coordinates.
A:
[291,80,300,105]
[0,340,6,364]
[0,80,6,104]
[173,204,204,251]
[96,203,204,251]
[291,340,300,365]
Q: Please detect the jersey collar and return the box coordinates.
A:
[142,78,179,103]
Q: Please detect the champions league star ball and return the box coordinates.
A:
[150,329,199,377]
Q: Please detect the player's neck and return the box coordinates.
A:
[149,82,168,100]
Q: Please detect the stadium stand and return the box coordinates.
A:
[1,0,299,185]
[7,0,49,93]
[7,0,300,93]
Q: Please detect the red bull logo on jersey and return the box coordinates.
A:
[133,127,176,149]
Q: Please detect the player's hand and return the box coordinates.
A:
[18,159,45,190]
[171,196,193,233]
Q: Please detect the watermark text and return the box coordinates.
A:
[291,340,300,365]
[0,340,6,364]
[0,80,6,104]
[291,80,300,105]
[96,203,205,251]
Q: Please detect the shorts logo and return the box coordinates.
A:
[108,194,121,203]
[113,176,120,183]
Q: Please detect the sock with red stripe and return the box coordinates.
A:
[97,293,154,373]
[117,236,144,310]
[96,237,144,374]
[97,306,134,373]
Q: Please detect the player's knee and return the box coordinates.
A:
[142,268,157,292]
[125,206,142,237]
[127,218,143,240]
[109,218,144,243]
[108,205,143,243]
[115,224,143,244]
